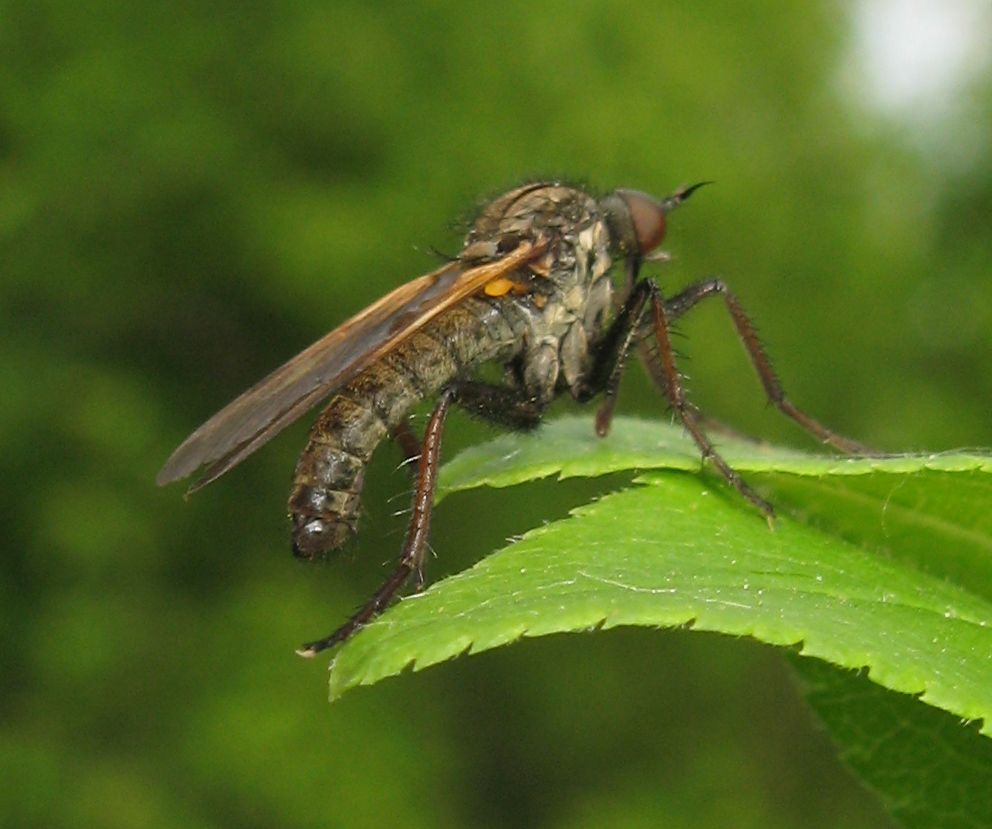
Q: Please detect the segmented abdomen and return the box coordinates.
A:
[288,298,519,559]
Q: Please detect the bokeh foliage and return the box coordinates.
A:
[1,2,989,827]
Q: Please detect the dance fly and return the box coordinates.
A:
[157,182,869,655]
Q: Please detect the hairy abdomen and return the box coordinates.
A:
[288,299,520,559]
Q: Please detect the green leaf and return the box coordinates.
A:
[440,416,992,601]
[438,415,992,491]
[794,656,992,829]
[327,417,992,743]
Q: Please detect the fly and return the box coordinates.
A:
[157,181,871,656]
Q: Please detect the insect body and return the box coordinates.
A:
[158,182,868,655]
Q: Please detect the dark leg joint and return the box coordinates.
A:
[450,380,546,431]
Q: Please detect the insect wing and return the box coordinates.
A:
[157,240,546,491]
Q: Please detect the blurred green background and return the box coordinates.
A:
[2,1,990,826]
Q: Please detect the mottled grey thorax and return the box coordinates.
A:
[465,184,616,403]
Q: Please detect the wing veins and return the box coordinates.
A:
[157,240,547,488]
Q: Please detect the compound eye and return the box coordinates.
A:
[617,189,666,254]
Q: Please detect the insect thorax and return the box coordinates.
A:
[464,183,616,402]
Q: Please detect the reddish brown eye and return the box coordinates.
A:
[617,189,667,254]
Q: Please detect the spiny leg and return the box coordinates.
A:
[643,280,776,522]
[591,258,640,436]
[579,266,707,441]
[581,278,775,521]
[635,337,739,442]
[575,268,652,437]
[389,419,430,589]
[664,278,875,455]
[631,280,778,446]
[296,387,455,657]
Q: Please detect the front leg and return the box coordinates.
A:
[579,278,775,522]
[572,277,654,436]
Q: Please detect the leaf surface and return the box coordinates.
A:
[327,417,992,741]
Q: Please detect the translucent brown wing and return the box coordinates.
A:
[157,240,547,492]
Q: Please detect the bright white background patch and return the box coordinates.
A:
[848,0,991,117]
